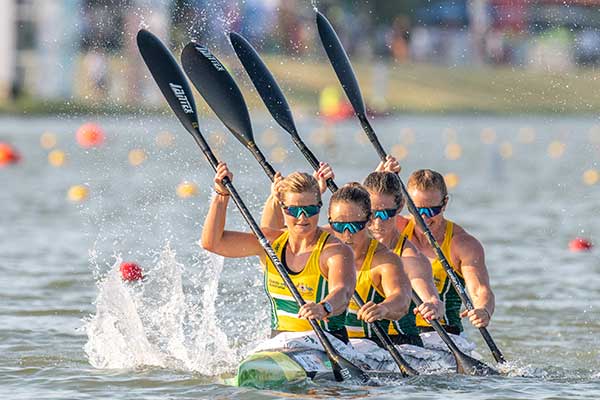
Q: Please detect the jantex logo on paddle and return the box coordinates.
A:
[195,45,225,71]
[169,83,194,114]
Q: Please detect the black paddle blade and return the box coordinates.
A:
[181,42,254,147]
[316,11,366,117]
[136,29,200,136]
[334,354,371,384]
[229,31,298,137]
[456,352,499,376]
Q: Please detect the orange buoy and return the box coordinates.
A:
[76,123,105,148]
[119,262,144,282]
[0,142,21,166]
[569,237,593,252]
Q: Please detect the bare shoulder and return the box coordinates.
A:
[322,235,354,259]
[450,223,485,262]
[373,243,403,268]
[400,239,422,258]
[260,227,286,242]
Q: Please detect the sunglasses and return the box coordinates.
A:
[372,207,399,221]
[416,204,444,218]
[282,203,322,218]
[328,220,369,234]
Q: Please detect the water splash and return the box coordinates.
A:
[84,243,238,375]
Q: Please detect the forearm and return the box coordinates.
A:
[261,194,285,230]
[411,277,441,306]
[322,286,353,317]
[379,292,410,321]
[201,194,229,252]
[472,287,495,316]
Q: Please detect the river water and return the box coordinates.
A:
[1,113,599,399]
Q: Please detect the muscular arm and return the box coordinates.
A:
[297,241,355,321]
[457,234,495,327]
[321,243,356,316]
[377,259,411,321]
[201,193,265,257]
[359,251,411,323]
[401,241,443,320]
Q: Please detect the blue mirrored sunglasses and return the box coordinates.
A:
[416,205,444,218]
[282,204,321,218]
[328,220,369,234]
[372,207,399,221]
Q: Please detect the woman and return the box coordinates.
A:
[362,169,444,339]
[262,172,415,346]
[201,162,356,343]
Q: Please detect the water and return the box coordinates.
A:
[1,114,599,399]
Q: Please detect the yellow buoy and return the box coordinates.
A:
[518,127,536,144]
[40,132,57,149]
[261,129,279,147]
[391,144,409,160]
[155,131,175,148]
[480,128,496,144]
[128,149,147,166]
[548,141,566,159]
[400,128,415,145]
[444,172,460,189]
[67,185,89,202]
[445,143,462,160]
[176,181,198,198]
[583,169,599,185]
[48,149,66,167]
[499,141,513,159]
[271,146,287,164]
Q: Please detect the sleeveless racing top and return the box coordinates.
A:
[345,239,388,338]
[262,230,346,333]
[403,219,465,331]
[387,234,420,337]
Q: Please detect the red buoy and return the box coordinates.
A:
[76,123,105,148]
[569,237,593,252]
[119,262,144,281]
[0,142,21,166]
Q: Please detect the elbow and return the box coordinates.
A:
[200,236,217,253]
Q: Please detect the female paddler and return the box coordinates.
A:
[362,166,444,341]
[201,162,356,344]
[262,168,421,346]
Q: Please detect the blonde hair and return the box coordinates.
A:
[276,172,321,204]
[363,171,404,208]
[407,169,448,199]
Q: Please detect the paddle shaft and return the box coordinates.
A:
[358,115,506,364]
[187,126,356,381]
[290,134,339,192]
[242,133,413,376]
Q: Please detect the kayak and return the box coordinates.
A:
[226,331,481,388]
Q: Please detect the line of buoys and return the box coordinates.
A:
[583,169,599,185]
[444,172,460,189]
[0,142,20,166]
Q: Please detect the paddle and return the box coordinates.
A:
[315,10,506,364]
[228,30,498,376]
[183,34,419,377]
[228,31,338,193]
[228,31,420,376]
[134,36,367,384]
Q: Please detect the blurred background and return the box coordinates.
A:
[2,0,600,115]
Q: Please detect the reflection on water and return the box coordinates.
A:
[0,114,599,399]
